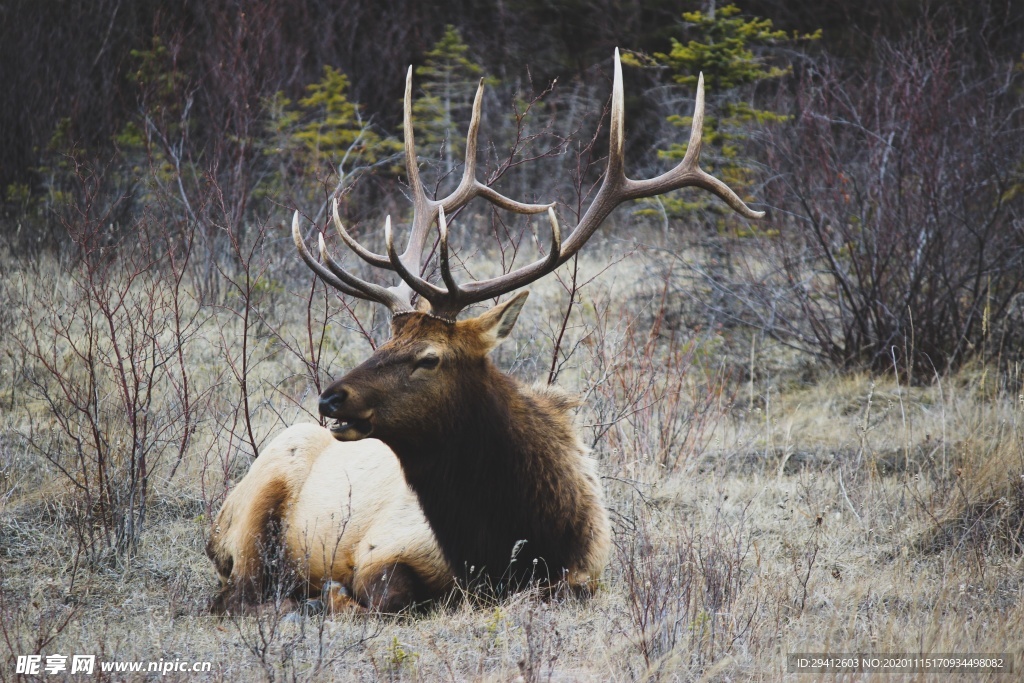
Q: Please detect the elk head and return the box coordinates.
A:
[318,291,529,445]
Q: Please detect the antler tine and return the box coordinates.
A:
[439,206,562,312]
[608,47,626,179]
[437,206,461,297]
[680,71,706,171]
[392,66,437,278]
[549,48,633,260]
[440,77,553,216]
[292,211,411,312]
[318,232,411,310]
[402,66,428,217]
[292,212,363,297]
[458,79,485,196]
[434,202,564,310]
[385,215,446,301]
[331,200,392,270]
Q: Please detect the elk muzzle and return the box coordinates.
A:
[319,384,374,441]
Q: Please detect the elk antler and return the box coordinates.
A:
[294,49,764,320]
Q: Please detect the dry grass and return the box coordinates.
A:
[1,240,1022,682]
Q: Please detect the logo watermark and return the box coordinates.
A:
[16,654,212,675]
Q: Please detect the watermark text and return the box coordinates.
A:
[16,654,212,675]
[788,653,1012,673]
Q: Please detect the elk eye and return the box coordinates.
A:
[414,354,440,371]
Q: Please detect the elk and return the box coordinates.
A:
[294,49,762,593]
[209,49,762,612]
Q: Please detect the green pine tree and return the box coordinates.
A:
[409,26,496,176]
[267,65,395,179]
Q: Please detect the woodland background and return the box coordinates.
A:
[1,1,1024,680]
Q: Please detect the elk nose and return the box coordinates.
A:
[318,387,349,417]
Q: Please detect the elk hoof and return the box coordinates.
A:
[323,581,361,613]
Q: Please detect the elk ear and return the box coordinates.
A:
[475,291,530,352]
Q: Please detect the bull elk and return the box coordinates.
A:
[208,50,762,612]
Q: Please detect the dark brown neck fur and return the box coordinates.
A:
[386,363,602,592]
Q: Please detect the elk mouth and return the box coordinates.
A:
[329,416,373,441]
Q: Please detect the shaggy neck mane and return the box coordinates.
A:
[386,362,602,591]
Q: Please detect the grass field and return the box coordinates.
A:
[1,234,1022,682]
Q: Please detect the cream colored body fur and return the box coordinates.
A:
[207,424,452,612]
